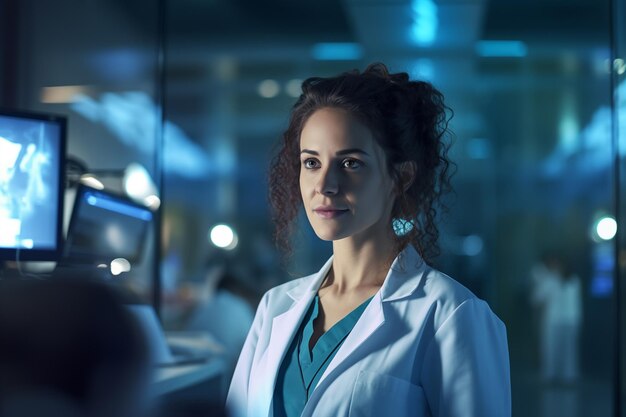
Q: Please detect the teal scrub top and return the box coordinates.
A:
[273,294,373,417]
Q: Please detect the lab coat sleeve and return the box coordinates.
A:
[225,291,269,417]
[420,298,511,417]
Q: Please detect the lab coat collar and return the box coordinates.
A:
[285,244,428,303]
[379,244,429,301]
[285,255,333,301]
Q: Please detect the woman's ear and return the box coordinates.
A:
[396,161,416,193]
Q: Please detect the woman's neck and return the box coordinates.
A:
[327,235,397,295]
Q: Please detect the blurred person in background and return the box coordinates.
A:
[0,277,152,417]
[531,252,582,385]
[226,63,511,417]
[184,261,255,376]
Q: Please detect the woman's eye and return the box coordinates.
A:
[342,159,361,169]
[303,159,318,169]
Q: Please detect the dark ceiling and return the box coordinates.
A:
[482,0,611,44]
[115,0,611,46]
[115,0,353,43]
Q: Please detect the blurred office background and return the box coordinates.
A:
[1,0,626,415]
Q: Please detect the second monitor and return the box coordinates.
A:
[64,184,153,266]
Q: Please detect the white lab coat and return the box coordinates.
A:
[226,245,511,417]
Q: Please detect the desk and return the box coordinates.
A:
[153,358,227,397]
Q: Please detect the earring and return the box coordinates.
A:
[392,218,414,236]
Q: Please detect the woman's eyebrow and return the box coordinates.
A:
[300,148,370,156]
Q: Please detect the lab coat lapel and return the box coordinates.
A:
[317,291,386,385]
[253,255,333,417]
[311,245,427,391]
[255,298,312,416]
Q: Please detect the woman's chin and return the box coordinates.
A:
[312,227,350,242]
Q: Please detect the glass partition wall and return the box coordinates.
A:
[159,1,621,414]
[161,5,615,417]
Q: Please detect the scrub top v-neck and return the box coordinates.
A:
[273,294,374,417]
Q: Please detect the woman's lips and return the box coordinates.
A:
[313,209,349,219]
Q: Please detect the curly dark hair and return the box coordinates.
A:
[268,62,454,266]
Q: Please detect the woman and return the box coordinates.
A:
[226,63,511,417]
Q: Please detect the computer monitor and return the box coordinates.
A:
[0,108,66,261]
[64,184,153,265]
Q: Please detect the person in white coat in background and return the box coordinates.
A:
[226,63,511,417]
[531,254,582,384]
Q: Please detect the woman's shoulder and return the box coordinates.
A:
[421,266,477,303]
[393,246,493,320]
[418,266,505,331]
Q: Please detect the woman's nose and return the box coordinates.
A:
[315,167,339,195]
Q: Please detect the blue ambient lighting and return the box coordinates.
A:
[311,43,364,61]
[84,192,153,221]
[411,0,438,46]
[411,59,435,80]
[466,138,492,159]
[70,92,211,179]
[591,273,613,297]
[476,40,528,57]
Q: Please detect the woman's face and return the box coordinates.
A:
[299,107,396,243]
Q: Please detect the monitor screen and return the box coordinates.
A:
[0,109,66,260]
[64,185,153,265]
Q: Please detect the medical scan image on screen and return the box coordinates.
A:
[0,115,61,250]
